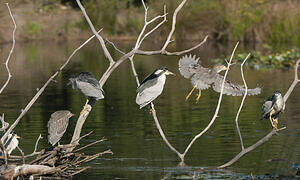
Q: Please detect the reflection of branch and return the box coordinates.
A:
[218,127,286,168]
[219,59,300,169]
[1,30,101,143]
[75,0,115,65]
[0,3,16,95]
[182,42,239,160]
[235,53,251,150]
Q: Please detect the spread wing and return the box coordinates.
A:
[179,54,213,89]
[211,74,261,96]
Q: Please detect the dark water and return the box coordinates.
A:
[0,40,299,179]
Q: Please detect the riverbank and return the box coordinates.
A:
[0,0,299,46]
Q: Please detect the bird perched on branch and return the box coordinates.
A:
[0,132,20,155]
[178,54,261,102]
[48,110,74,146]
[136,66,175,109]
[69,72,104,113]
[260,90,285,130]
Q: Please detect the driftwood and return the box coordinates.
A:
[0,133,112,179]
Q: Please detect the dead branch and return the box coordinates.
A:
[235,53,251,150]
[218,59,300,169]
[75,0,114,65]
[1,165,56,179]
[105,38,125,55]
[218,127,286,168]
[0,3,16,95]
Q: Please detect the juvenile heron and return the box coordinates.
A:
[178,54,261,102]
[136,66,175,109]
[0,133,20,155]
[260,90,285,130]
[47,110,74,146]
[69,72,104,113]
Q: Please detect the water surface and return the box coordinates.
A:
[0,40,299,179]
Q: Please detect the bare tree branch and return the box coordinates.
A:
[235,53,251,150]
[218,127,286,168]
[75,0,115,65]
[136,35,208,56]
[105,38,125,55]
[283,59,300,102]
[0,3,16,95]
[161,0,188,51]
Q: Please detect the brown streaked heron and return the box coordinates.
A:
[260,90,285,130]
[47,110,74,146]
[136,66,175,109]
[178,54,261,102]
[69,72,104,113]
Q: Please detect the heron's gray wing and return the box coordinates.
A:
[261,100,273,118]
[211,74,261,96]
[136,78,158,93]
[136,79,163,108]
[77,81,105,99]
[178,54,201,79]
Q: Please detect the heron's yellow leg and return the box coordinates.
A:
[269,116,278,130]
[80,99,89,114]
[185,86,196,101]
[195,89,202,103]
[272,117,279,131]
[273,118,278,124]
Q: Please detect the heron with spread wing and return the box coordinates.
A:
[178,54,261,102]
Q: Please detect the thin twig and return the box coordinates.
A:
[73,138,106,153]
[235,53,251,150]
[0,3,16,95]
[16,146,25,164]
[0,114,9,131]
[105,38,125,55]
[0,139,8,167]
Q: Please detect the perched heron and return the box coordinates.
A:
[260,90,285,130]
[47,110,74,146]
[0,133,20,155]
[136,66,175,109]
[178,54,261,102]
[69,72,104,113]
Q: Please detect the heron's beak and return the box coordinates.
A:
[15,135,20,139]
[165,70,175,76]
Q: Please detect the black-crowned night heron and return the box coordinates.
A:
[47,110,74,146]
[179,54,261,102]
[260,90,285,130]
[0,132,20,155]
[69,72,104,113]
[136,66,175,109]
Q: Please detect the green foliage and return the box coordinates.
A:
[24,20,41,36]
[212,48,300,69]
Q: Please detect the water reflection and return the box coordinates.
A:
[0,40,299,179]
